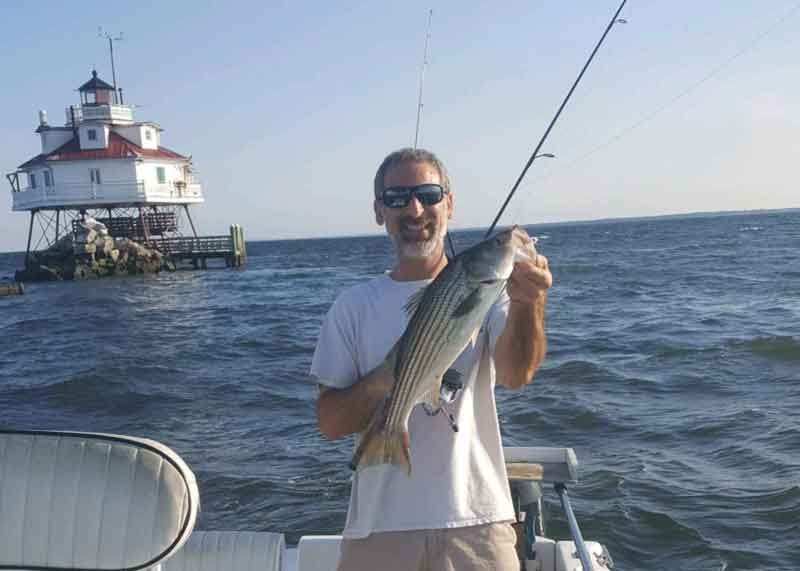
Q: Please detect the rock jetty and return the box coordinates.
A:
[15,218,175,282]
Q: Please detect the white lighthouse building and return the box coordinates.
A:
[12,69,202,210]
[5,69,244,276]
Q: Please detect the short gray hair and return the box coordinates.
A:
[373,148,452,199]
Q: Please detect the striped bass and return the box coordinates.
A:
[351,225,536,474]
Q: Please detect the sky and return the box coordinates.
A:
[1,1,799,252]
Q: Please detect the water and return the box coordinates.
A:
[1,210,798,570]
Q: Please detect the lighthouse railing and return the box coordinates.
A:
[145,183,203,200]
[12,180,204,210]
[66,103,134,125]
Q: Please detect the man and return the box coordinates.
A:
[312,148,552,570]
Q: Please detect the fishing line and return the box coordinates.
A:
[513,0,800,196]
[414,9,433,150]
[485,0,628,238]
[409,9,458,259]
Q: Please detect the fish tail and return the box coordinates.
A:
[350,426,412,475]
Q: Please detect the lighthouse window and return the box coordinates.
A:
[29,173,37,189]
[156,167,166,184]
[90,168,102,184]
[44,171,52,187]
[87,128,97,141]
[145,129,152,141]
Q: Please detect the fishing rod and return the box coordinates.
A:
[484,0,628,238]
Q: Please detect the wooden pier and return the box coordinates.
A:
[149,224,246,269]
[0,282,24,296]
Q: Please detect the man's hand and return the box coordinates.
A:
[495,253,553,390]
[317,362,395,440]
[507,254,552,304]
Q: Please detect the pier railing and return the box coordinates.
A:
[149,225,246,268]
[150,236,232,255]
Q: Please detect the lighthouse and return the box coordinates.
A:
[6,69,245,280]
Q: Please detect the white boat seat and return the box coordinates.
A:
[294,535,340,571]
[161,531,285,571]
[0,430,199,571]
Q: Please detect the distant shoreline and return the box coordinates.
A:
[233,206,800,245]
[1,207,797,254]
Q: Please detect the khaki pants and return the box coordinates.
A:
[336,522,520,571]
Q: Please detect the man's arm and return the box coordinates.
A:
[316,364,394,440]
[494,254,552,390]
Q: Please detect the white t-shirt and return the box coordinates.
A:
[311,273,515,538]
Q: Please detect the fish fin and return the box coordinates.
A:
[452,288,482,318]
[350,399,387,471]
[403,287,427,318]
[351,425,412,475]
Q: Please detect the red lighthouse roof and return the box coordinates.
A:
[19,132,188,169]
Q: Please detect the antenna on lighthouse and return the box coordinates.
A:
[413,9,433,149]
[98,27,124,101]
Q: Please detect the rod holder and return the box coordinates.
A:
[555,482,593,570]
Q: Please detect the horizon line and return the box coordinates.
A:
[235,206,800,244]
[0,206,797,255]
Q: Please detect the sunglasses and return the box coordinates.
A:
[381,184,446,208]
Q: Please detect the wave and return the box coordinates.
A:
[555,263,602,274]
[2,367,190,412]
[731,336,800,362]
[546,358,615,381]
[581,478,800,569]
[681,407,767,440]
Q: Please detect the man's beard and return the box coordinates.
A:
[390,218,446,259]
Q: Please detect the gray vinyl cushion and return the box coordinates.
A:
[161,531,285,571]
[0,430,199,571]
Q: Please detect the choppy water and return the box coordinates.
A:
[1,210,799,570]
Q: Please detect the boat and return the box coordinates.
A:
[0,429,612,570]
